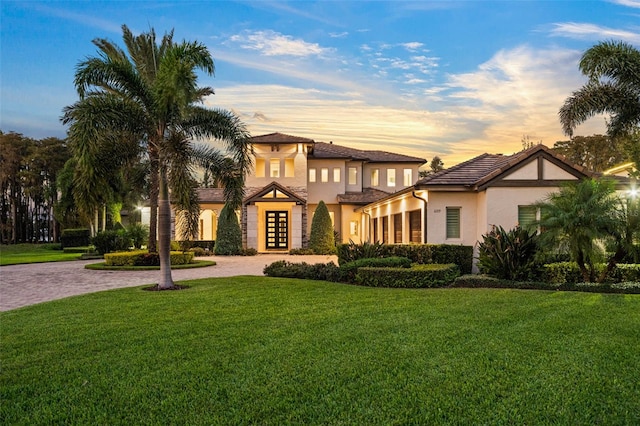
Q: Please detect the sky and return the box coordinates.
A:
[1,1,639,166]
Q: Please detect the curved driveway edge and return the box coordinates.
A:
[0,254,338,312]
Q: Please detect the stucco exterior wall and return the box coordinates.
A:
[246,143,308,188]
[426,191,478,246]
[362,163,420,193]
[307,159,346,204]
[483,186,559,233]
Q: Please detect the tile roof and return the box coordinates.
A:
[196,188,225,203]
[311,141,426,163]
[250,132,314,144]
[337,188,391,204]
[416,144,592,189]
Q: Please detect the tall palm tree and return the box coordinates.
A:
[62,25,252,289]
[559,41,640,139]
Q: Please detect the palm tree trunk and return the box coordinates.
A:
[157,166,174,289]
[148,148,159,252]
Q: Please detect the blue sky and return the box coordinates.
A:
[2,1,639,164]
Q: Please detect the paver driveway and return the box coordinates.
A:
[0,254,337,311]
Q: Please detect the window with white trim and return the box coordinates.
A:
[371,169,379,187]
[333,168,341,183]
[387,169,396,187]
[309,168,316,183]
[321,168,329,183]
[446,207,461,239]
[348,167,357,185]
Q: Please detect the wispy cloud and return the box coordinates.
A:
[610,0,640,8]
[330,32,349,38]
[27,3,122,34]
[401,42,424,52]
[228,30,332,57]
[548,22,640,43]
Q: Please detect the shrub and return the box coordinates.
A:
[309,201,336,255]
[544,262,640,283]
[189,247,208,257]
[104,250,194,266]
[290,248,315,255]
[241,248,258,256]
[356,264,460,288]
[60,228,90,248]
[339,256,412,283]
[189,240,215,251]
[337,240,385,265]
[263,260,341,281]
[92,230,132,255]
[214,204,242,255]
[452,274,557,291]
[127,223,149,249]
[478,225,540,281]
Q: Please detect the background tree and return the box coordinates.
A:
[559,40,640,169]
[535,179,630,283]
[552,134,628,172]
[419,156,445,178]
[309,201,336,254]
[62,25,251,289]
[213,203,242,255]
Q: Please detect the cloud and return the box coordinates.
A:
[228,30,331,57]
[610,0,640,8]
[330,32,349,38]
[401,42,424,52]
[548,22,640,44]
[27,3,122,34]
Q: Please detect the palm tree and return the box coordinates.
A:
[536,179,629,282]
[559,41,640,139]
[62,25,252,289]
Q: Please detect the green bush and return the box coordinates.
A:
[241,248,258,256]
[544,262,640,283]
[60,228,90,248]
[263,260,341,281]
[92,230,132,255]
[189,240,215,251]
[452,274,640,294]
[104,250,194,266]
[309,201,337,255]
[339,256,412,283]
[289,248,315,255]
[429,245,473,274]
[127,223,149,249]
[478,225,540,281]
[356,264,460,288]
[337,240,385,265]
[214,204,242,255]
[189,247,208,257]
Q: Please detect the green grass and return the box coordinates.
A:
[0,243,82,266]
[2,278,639,424]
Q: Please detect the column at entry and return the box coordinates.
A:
[266,211,288,249]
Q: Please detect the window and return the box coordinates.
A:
[285,158,295,178]
[372,218,378,242]
[387,169,396,187]
[371,169,379,187]
[309,168,316,183]
[255,159,265,178]
[270,159,280,178]
[518,205,537,228]
[382,216,389,243]
[350,220,358,235]
[394,213,402,243]
[321,168,329,183]
[446,207,461,239]
[409,210,421,243]
[348,167,357,185]
[333,168,341,183]
[403,169,412,186]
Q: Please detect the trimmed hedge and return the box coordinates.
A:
[263,260,342,282]
[340,257,412,283]
[104,250,194,266]
[336,243,473,274]
[453,274,640,294]
[355,264,460,288]
[60,228,90,248]
[543,262,640,283]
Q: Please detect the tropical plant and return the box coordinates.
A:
[559,41,640,166]
[309,201,336,255]
[62,25,251,288]
[477,225,540,281]
[535,179,631,282]
[214,203,243,255]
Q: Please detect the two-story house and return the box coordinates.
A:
[192,132,426,251]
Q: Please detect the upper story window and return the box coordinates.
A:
[387,169,396,187]
[333,168,341,183]
[270,159,280,178]
[446,207,461,239]
[371,169,379,187]
[285,158,295,178]
[403,169,412,186]
[321,168,329,183]
[348,167,357,185]
[309,168,316,182]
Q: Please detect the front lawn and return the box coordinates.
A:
[0,243,82,266]
[1,278,639,424]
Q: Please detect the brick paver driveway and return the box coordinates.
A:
[0,254,337,311]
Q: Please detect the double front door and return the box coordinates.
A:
[266,211,288,249]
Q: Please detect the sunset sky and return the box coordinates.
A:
[2,1,639,165]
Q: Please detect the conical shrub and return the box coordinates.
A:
[214,203,242,255]
[309,201,336,254]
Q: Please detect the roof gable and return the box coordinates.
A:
[417,144,593,191]
[250,132,315,144]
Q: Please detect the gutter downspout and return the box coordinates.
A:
[361,208,372,243]
[412,191,428,243]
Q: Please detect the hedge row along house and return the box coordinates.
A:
[174,132,634,258]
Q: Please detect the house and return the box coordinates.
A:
[190,133,426,251]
